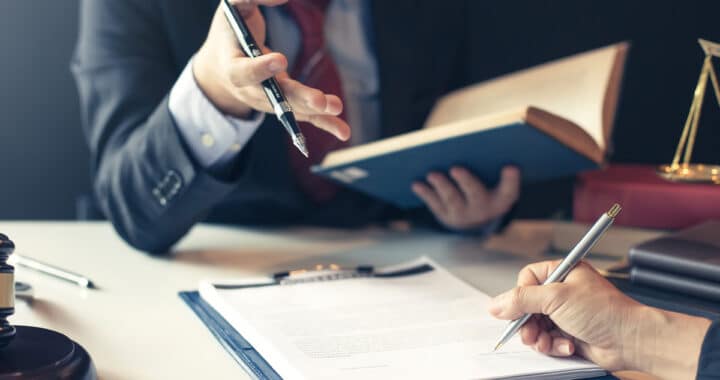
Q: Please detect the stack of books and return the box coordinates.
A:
[628,221,720,302]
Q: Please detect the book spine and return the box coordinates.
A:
[629,247,720,282]
[630,267,720,302]
[610,277,720,320]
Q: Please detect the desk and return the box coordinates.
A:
[2,221,649,380]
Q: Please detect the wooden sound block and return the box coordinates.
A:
[0,326,96,379]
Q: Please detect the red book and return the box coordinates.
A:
[574,164,720,230]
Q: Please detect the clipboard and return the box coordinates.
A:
[180,291,280,380]
[179,261,618,380]
[178,262,433,380]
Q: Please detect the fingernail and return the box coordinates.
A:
[487,297,503,315]
[559,342,571,355]
[268,60,283,73]
[487,304,501,316]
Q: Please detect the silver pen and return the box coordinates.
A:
[9,254,96,289]
[493,203,622,351]
[221,0,309,157]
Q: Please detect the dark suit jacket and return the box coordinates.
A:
[73,0,720,254]
[73,0,489,253]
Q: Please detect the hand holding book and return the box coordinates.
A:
[312,43,629,209]
[412,166,520,230]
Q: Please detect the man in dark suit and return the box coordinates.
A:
[73,0,520,253]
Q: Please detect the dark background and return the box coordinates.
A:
[0,0,718,220]
[0,1,88,219]
[469,0,720,218]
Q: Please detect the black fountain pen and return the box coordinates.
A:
[221,0,309,157]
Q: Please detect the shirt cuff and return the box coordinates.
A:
[169,58,265,169]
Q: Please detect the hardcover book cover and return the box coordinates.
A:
[313,43,628,208]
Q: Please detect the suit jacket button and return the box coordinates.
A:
[152,170,182,207]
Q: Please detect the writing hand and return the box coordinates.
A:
[488,260,711,380]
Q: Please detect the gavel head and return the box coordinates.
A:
[0,234,15,347]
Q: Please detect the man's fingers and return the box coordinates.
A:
[426,172,466,213]
[449,167,490,206]
[296,113,351,141]
[412,182,446,216]
[520,316,541,346]
[488,283,565,320]
[323,94,344,115]
[516,260,564,287]
[535,330,553,354]
[490,166,520,214]
[520,317,573,356]
[235,75,343,117]
[279,78,343,115]
[548,335,575,356]
[255,49,342,115]
[228,53,287,87]
[229,0,288,16]
[533,330,574,356]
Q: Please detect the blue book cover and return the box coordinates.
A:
[312,121,599,209]
[312,42,629,209]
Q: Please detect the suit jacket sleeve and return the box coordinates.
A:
[697,320,720,379]
[72,0,249,254]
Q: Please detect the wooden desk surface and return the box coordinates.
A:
[2,221,652,380]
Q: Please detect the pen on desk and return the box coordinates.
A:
[493,203,622,352]
[9,254,96,289]
[220,0,309,157]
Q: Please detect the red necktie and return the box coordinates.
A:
[285,0,348,203]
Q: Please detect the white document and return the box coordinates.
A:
[199,257,605,380]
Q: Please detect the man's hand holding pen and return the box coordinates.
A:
[193,0,350,141]
[193,0,520,231]
[488,260,712,379]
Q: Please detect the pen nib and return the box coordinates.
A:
[493,341,504,352]
[293,134,309,158]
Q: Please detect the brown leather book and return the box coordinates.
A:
[574,165,720,230]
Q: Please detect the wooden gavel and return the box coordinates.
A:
[0,234,15,348]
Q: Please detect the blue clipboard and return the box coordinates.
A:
[179,289,618,380]
[176,263,434,379]
[179,291,281,380]
[179,259,624,380]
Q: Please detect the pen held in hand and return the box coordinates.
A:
[220,0,309,158]
[493,203,622,352]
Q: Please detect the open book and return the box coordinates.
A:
[189,257,606,380]
[312,43,629,208]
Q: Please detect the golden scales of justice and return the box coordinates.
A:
[657,39,720,184]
